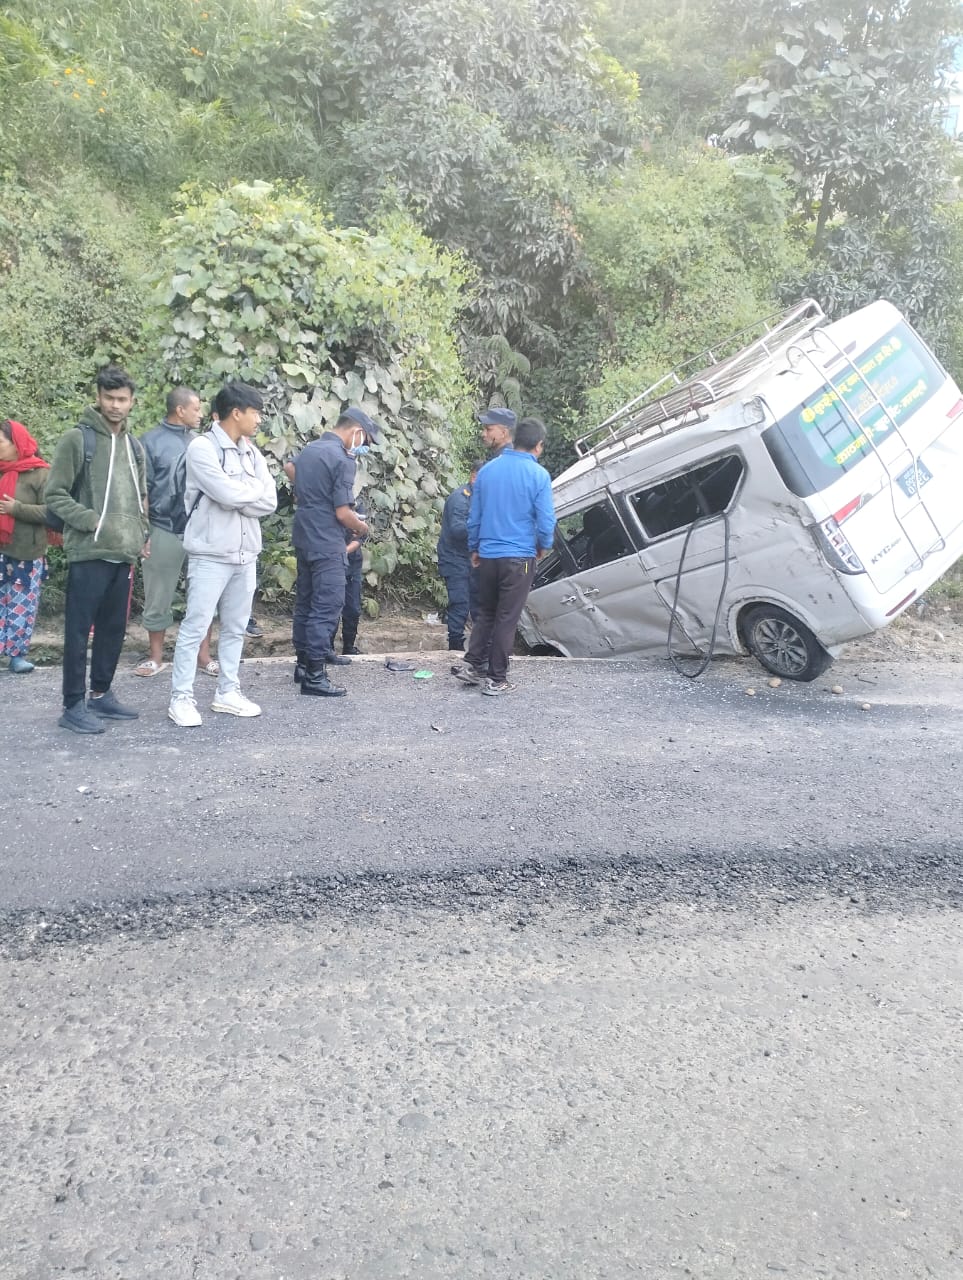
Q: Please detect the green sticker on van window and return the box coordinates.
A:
[796,331,934,470]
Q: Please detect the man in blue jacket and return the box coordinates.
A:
[452,417,556,696]
[437,460,482,652]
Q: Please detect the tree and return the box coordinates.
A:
[314,0,640,400]
[720,0,961,339]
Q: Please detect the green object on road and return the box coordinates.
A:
[413,670,434,680]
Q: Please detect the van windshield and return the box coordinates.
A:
[762,322,945,497]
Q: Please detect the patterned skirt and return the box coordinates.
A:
[0,554,45,658]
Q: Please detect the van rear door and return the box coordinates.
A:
[762,318,963,593]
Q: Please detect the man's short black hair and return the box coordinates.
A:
[96,364,136,395]
[513,416,546,452]
[469,458,486,475]
[166,386,198,417]
[212,382,263,421]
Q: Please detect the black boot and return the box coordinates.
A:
[342,625,362,656]
[294,653,307,684]
[323,649,352,666]
[448,633,465,652]
[300,661,347,698]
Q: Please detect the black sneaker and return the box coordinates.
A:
[342,643,363,656]
[59,703,106,735]
[451,661,483,686]
[87,690,139,720]
[245,618,264,638]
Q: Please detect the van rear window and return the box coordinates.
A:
[762,323,944,497]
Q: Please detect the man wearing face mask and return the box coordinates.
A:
[291,407,381,697]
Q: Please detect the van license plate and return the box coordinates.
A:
[897,459,932,498]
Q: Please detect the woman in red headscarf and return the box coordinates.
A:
[0,418,50,673]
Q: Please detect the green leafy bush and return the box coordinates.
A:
[0,177,150,454]
[146,181,475,599]
[578,148,805,424]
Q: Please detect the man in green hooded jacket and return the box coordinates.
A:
[46,364,149,734]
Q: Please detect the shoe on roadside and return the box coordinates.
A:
[9,656,35,674]
[323,650,352,666]
[245,618,264,638]
[59,702,107,735]
[481,678,516,696]
[87,689,139,720]
[451,661,483,686]
[168,695,202,728]
[211,689,261,717]
[342,643,362,656]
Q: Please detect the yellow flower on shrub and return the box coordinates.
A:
[87,78,95,85]
[64,68,72,75]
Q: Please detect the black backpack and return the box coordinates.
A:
[45,425,143,533]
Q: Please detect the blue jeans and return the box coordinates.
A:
[441,561,476,647]
[171,557,256,699]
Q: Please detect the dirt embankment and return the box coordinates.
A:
[23,590,963,667]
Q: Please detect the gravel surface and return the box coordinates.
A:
[2,652,961,1278]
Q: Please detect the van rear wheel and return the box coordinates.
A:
[741,605,833,682]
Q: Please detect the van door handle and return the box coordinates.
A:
[560,594,577,604]
[582,587,600,597]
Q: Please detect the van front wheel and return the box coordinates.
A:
[741,605,833,682]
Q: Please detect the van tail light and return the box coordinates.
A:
[947,398,963,420]
[815,515,865,574]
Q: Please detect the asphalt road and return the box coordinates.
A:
[2,652,962,1279]
[0,652,961,916]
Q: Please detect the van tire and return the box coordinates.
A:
[740,605,833,682]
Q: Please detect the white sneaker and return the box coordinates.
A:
[168,695,202,728]
[211,689,261,718]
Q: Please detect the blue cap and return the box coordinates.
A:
[338,406,382,442]
[477,408,517,430]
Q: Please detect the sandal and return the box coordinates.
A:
[197,659,220,677]
[134,658,167,677]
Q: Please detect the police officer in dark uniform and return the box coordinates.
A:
[339,498,366,656]
[478,406,516,456]
[438,462,482,652]
[291,407,381,697]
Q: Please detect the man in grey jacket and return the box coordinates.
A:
[168,382,277,728]
[135,386,216,678]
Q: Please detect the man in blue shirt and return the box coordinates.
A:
[291,407,380,697]
[452,417,556,696]
[437,460,483,652]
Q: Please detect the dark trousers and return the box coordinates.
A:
[465,556,535,683]
[292,552,347,662]
[441,562,473,647]
[341,551,362,643]
[62,560,132,708]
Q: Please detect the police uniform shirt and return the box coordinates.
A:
[292,431,357,559]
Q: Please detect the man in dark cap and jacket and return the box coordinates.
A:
[437,460,483,652]
[290,407,380,697]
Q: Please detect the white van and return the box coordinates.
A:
[519,298,963,680]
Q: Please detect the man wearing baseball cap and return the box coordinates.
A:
[290,406,381,697]
[478,407,516,457]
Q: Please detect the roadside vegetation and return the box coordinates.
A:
[1,0,961,604]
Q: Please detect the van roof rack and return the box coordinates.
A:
[574,298,825,460]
